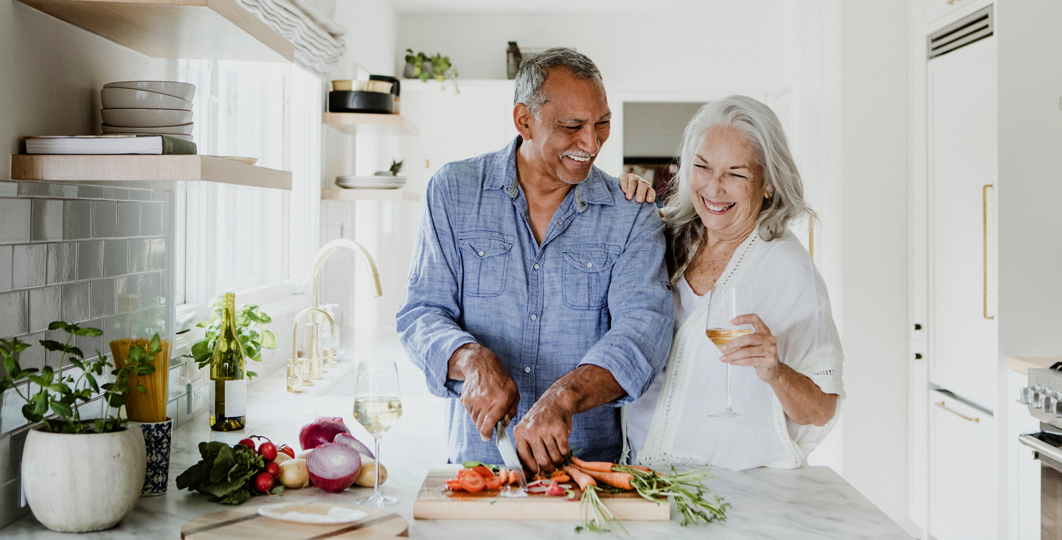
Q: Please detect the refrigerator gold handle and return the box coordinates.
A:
[935,401,980,423]
[808,215,815,259]
[983,184,994,320]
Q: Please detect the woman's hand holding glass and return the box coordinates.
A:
[717,313,781,383]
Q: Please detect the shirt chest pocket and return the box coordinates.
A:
[561,245,619,310]
[459,232,514,298]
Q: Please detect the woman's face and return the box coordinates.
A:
[688,126,770,241]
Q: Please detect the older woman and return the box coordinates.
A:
[622,95,844,471]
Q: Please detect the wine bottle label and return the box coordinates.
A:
[225,379,247,416]
[208,382,215,416]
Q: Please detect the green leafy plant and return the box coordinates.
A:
[0,322,159,434]
[190,296,277,379]
[404,49,459,92]
[176,441,282,505]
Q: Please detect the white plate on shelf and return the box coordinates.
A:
[336,175,407,189]
[257,503,368,525]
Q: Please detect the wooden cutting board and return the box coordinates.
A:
[413,468,670,521]
[181,504,408,539]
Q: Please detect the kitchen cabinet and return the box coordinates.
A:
[1008,369,1041,540]
[399,80,517,191]
[927,35,997,411]
[924,0,990,27]
[929,389,997,540]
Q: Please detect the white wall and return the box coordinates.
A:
[319,1,401,332]
[622,102,703,158]
[836,0,912,533]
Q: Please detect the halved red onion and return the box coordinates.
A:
[299,417,352,450]
[305,442,361,493]
[333,432,375,460]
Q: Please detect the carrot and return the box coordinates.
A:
[569,456,615,473]
[551,473,570,483]
[564,466,597,491]
[626,464,652,473]
[572,466,634,491]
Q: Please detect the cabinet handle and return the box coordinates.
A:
[935,400,979,422]
[983,184,994,320]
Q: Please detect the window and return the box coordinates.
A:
[175,60,321,321]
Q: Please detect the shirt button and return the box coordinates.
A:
[557,221,563,227]
[530,314,537,320]
[533,264,540,270]
[478,251,485,257]
[586,262,593,268]
[524,367,531,373]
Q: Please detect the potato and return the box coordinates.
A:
[273,452,292,465]
[278,458,309,488]
[354,457,387,487]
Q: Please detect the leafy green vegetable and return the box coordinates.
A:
[176,441,267,505]
[0,324,160,434]
[616,465,730,526]
[461,461,499,473]
[190,297,277,380]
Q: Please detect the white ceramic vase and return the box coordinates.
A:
[21,427,146,532]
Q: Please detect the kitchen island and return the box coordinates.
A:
[1,331,910,539]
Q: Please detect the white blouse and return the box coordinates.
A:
[624,229,845,470]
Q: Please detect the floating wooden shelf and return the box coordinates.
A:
[322,112,405,135]
[322,188,418,201]
[16,0,294,63]
[11,155,292,190]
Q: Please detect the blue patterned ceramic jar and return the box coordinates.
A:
[136,418,173,496]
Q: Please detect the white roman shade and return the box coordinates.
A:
[237,0,346,75]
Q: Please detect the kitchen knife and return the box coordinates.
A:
[495,420,528,497]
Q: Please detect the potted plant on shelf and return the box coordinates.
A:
[0,322,161,533]
[403,49,460,92]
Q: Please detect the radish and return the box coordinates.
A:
[237,438,255,450]
[253,472,275,493]
[265,461,280,478]
[258,441,278,461]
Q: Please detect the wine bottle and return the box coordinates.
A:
[209,293,247,431]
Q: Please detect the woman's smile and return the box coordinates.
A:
[701,197,736,214]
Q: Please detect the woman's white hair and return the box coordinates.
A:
[661,95,813,284]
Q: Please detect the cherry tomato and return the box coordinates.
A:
[485,476,504,490]
[459,473,485,493]
[470,465,495,479]
[445,479,464,491]
[278,444,296,459]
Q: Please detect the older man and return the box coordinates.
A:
[396,48,673,473]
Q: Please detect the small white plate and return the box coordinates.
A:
[257,503,368,525]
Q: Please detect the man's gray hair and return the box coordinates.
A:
[662,95,814,284]
[514,48,602,119]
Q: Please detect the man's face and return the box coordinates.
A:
[523,68,611,184]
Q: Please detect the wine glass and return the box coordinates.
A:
[705,284,753,417]
[353,358,403,507]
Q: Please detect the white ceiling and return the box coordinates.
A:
[389,0,730,14]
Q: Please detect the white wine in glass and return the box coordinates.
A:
[706,284,752,417]
[353,359,402,507]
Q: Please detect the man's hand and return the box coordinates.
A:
[512,365,625,474]
[448,344,519,441]
[513,389,574,474]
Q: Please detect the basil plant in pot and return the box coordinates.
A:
[0,322,160,533]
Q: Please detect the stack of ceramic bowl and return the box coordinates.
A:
[100,81,196,142]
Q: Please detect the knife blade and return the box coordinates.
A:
[495,420,528,497]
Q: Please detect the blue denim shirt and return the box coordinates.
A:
[396,137,674,465]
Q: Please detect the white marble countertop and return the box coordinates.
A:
[1,330,911,539]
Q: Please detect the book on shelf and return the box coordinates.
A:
[23,135,196,155]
